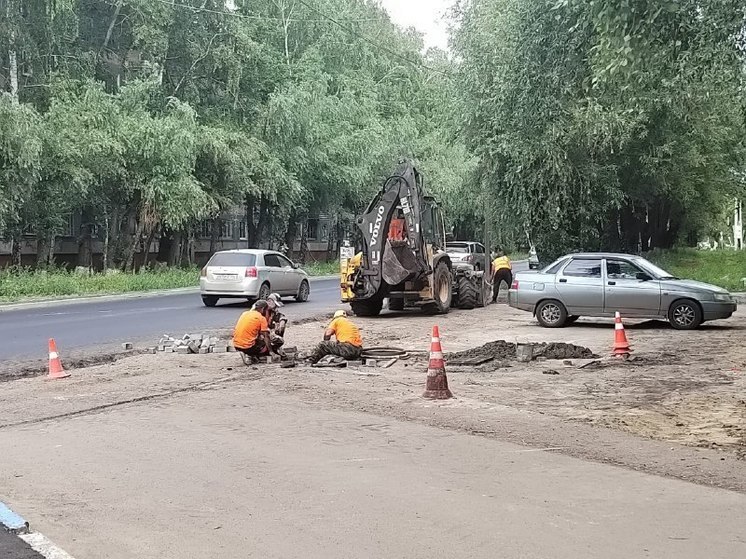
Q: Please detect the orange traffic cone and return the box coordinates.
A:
[423,325,453,399]
[612,312,632,358]
[48,338,70,379]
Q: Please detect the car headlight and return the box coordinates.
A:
[713,293,733,303]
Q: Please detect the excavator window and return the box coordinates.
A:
[388,208,407,241]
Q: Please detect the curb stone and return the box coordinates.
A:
[2,501,78,558]
[0,502,28,534]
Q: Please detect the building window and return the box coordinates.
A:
[198,220,212,239]
[306,218,319,241]
[221,220,235,240]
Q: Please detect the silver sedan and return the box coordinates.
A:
[509,253,737,330]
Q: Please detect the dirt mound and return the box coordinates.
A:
[534,343,597,360]
[448,341,596,363]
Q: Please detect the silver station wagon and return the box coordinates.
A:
[199,249,311,307]
[509,253,737,330]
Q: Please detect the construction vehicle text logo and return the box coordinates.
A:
[370,204,386,251]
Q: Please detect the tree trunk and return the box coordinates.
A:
[266,207,274,250]
[209,218,221,254]
[284,212,298,260]
[77,208,95,268]
[8,13,18,102]
[142,225,158,268]
[168,231,182,266]
[257,195,270,245]
[326,217,336,260]
[36,234,49,269]
[124,218,144,272]
[299,216,309,265]
[105,206,123,269]
[245,194,257,248]
[10,233,22,267]
[157,227,174,263]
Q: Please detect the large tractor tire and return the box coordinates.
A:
[351,298,383,317]
[456,275,478,310]
[424,262,453,315]
[387,298,405,311]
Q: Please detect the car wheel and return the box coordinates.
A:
[668,299,702,330]
[258,283,271,301]
[535,300,568,328]
[296,280,310,302]
[202,296,219,307]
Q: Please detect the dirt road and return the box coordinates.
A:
[1,368,745,558]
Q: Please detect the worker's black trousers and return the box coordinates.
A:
[309,341,362,364]
[492,269,513,302]
[237,335,284,356]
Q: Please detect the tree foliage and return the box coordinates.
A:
[455,0,746,258]
[0,0,472,268]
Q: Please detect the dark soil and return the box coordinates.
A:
[448,340,596,363]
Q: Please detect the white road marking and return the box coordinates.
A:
[19,532,77,559]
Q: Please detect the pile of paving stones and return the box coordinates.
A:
[154,334,234,355]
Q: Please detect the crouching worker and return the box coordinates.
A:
[233,300,282,360]
[308,310,363,364]
[266,293,289,341]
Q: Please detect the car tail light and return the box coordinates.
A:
[511,280,519,290]
[200,267,207,277]
[245,266,258,278]
[465,254,474,262]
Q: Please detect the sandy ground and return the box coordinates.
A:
[1,304,744,493]
[287,304,746,458]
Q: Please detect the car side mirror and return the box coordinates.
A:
[636,272,652,281]
[292,262,300,269]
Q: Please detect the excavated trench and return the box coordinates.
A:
[447,340,596,364]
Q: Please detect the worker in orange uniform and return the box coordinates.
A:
[307,310,363,363]
[233,300,281,359]
[491,248,513,303]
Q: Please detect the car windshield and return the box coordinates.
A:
[633,258,678,280]
[447,245,469,253]
[208,253,256,267]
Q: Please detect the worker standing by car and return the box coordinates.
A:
[307,310,363,364]
[233,300,281,360]
[491,248,513,303]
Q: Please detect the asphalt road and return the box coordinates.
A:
[0,532,41,559]
[0,278,340,362]
[0,262,527,363]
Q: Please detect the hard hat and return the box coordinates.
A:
[333,310,347,319]
[267,293,284,307]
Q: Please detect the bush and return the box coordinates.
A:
[0,266,199,302]
[647,249,746,292]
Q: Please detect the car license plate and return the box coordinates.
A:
[216,274,238,280]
